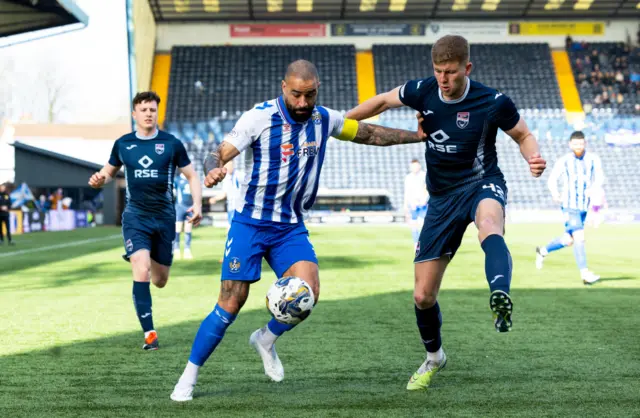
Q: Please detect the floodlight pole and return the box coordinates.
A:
[126,0,137,132]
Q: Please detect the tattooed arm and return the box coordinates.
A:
[203,141,241,187]
[350,121,426,146]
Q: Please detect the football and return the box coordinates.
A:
[266,276,315,325]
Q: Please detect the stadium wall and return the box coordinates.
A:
[156,20,638,51]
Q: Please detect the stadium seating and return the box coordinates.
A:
[373,43,564,110]
[165,43,638,211]
[567,42,640,115]
[166,45,358,122]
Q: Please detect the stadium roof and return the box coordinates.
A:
[0,0,88,46]
[147,0,639,21]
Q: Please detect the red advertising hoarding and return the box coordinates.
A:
[230,24,326,38]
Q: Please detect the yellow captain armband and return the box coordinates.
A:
[334,118,359,141]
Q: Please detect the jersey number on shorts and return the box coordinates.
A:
[483,183,505,202]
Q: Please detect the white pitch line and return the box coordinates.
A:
[0,234,122,258]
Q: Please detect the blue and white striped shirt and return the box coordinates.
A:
[548,151,604,212]
[225,96,347,224]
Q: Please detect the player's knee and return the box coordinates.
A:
[477,217,503,241]
[414,291,437,310]
[561,233,574,246]
[218,280,250,314]
[152,274,168,288]
[131,260,151,281]
[572,230,585,243]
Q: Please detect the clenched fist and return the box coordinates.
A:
[204,167,227,188]
[528,153,546,178]
[88,172,106,189]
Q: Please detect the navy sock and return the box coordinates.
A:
[415,303,442,353]
[481,234,512,294]
[185,232,192,249]
[132,281,154,332]
[188,304,236,366]
[267,318,296,336]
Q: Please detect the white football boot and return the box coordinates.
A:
[249,328,284,382]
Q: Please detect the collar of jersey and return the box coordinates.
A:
[438,77,470,105]
[135,129,159,140]
[277,96,300,125]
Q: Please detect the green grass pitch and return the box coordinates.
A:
[1,223,639,417]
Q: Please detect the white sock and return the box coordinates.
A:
[540,247,548,256]
[259,326,278,346]
[144,330,156,339]
[179,361,200,386]
[427,347,444,363]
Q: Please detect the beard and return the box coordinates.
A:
[285,102,314,122]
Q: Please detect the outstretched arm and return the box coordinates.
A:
[350,121,426,146]
[345,87,404,121]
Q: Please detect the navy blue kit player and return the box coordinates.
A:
[89,92,202,350]
[171,60,427,402]
[346,35,547,390]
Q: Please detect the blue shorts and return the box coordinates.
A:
[415,177,507,262]
[564,209,587,234]
[221,215,318,282]
[410,205,428,221]
[175,204,190,222]
[122,212,175,266]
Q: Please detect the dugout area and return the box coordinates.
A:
[12,142,124,226]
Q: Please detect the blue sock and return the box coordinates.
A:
[545,237,565,253]
[188,304,236,366]
[415,303,442,353]
[573,240,587,270]
[267,318,296,336]
[185,232,192,249]
[132,281,154,332]
[175,232,181,247]
[481,234,512,294]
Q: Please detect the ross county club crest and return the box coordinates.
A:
[155,143,164,155]
[456,112,470,129]
[125,239,133,252]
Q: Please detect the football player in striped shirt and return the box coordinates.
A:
[536,131,603,284]
[170,60,426,402]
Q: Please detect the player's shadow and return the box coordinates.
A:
[2,288,640,417]
[597,276,636,282]
[0,234,122,275]
[320,255,397,270]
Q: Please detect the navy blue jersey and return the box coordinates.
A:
[109,130,191,218]
[399,77,520,196]
[174,175,194,207]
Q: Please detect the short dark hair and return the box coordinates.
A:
[132,91,161,108]
[569,131,586,141]
[285,59,319,82]
[411,158,420,164]
[431,35,470,65]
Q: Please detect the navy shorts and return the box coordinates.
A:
[175,204,190,222]
[221,215,318,282]
[122,212,176,266]
[415,178,508,262]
